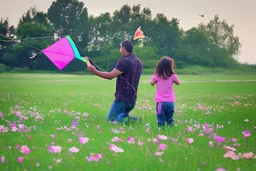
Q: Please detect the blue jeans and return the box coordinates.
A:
[107,101,135,122]
[156,102,175,127]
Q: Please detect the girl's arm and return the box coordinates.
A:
[173,79,180,85]
[150,74,158,86]
[150,79,157,86]
[173,74,180,85]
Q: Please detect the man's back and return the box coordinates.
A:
[114,54,143,104]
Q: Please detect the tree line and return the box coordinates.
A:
[0,0,243,72]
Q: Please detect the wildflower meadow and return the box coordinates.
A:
[0,74,255,171]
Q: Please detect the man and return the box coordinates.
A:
[87,40,143,122]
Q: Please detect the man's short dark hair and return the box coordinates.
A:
[121,40,133,53]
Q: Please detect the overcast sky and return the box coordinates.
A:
[0,0,255,64]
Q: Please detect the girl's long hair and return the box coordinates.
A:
[154,56,175,79]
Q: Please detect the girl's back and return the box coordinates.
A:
[151,74,179,102]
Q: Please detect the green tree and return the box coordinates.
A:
[19,6,49,25]
[0,18,15,62]
[148,14,183,65]
[182,27,212,66]
[8,7,55,69]
[199,15,241,67]
[1,3,243,71]
[47,0,89,48]
[134,44,158,68]
[87,12,113,52]
[15,22,54,69]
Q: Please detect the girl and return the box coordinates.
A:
[150,56,180,128]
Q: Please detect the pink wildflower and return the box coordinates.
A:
[17,157,24,163]
[86,153,103,162]
[127,136,135,144]
[69,147,79,153]
[111,137,123,142]
[243,152,254,159]
[186,138,194,144]
[109,144,124,153]
[157,135,168,140]
[20,145,31,154]
[214,135,225,143]
[79,137,89,144]
[158,144,168,151]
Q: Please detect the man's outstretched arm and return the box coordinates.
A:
[87,65,122,80]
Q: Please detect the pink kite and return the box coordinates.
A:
[42,35,90,70]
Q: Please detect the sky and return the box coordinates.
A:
[0,0,255,64]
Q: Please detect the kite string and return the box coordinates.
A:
[0,33,43,52]
[0,34,66,41]
[0,34,68,52]
[19,35,66,40]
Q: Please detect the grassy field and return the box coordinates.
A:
[0,73,255,171]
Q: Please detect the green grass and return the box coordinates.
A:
[0,73,255,171]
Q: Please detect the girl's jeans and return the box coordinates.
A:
[156,102,175,127]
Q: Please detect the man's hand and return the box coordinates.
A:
[84,56,122,79]
[87,64,96,74]
[84,56,95,73]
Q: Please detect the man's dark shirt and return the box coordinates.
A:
[114,53,143,104]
